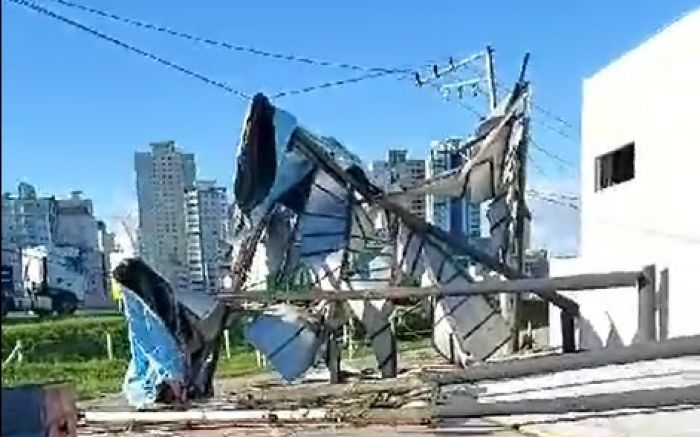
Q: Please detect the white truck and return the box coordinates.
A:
[1,246,86,317]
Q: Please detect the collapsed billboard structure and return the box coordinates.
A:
[113,55,579,407]
[223,58,556,381]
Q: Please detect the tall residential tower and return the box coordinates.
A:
[185,180,229,294]
[134,141,195,292]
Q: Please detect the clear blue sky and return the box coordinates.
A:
[2,0,698,225]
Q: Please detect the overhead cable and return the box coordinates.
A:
[7,0,253,100]
[8,0,408,101]
[41,0,420,75]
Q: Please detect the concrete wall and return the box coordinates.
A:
[550,9,700,348]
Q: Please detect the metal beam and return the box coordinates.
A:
[437,383,700,418]
[432,334,700,386]
[637,264,657,342]
[289,129,581,315]
[218,270,643,303]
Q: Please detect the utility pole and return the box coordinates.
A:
[484,45,521,353]
[485,46,498,111]
[507,53,531,354]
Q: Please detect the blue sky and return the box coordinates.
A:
[2,0,698,253]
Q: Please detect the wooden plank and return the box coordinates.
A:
[219,271,642,303]
[432,334,700,386]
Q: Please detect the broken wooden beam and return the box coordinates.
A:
[2,383,78,437]
[432,334,700,386]
[218,270,642,303]
[437,383,700,418]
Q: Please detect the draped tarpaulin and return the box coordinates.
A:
[114,258,236,408]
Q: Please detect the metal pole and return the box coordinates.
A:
[658,268,669,341]
[638,264,657,342]
[503,54,531,354]
[437,383,700,418]
[560,310,576,353]
[218,270,642,302]
[485,46,497,111]
[432,334,700,386]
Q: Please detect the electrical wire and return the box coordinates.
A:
[460,60,580,140]
[7,0,413,102]
[40,0,419,75]
[7,0,253,100]
[529,137,577,170]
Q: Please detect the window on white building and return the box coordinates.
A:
[595,142,635,191]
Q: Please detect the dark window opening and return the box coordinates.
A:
[595,142,635,191]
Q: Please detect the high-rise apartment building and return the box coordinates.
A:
[368,149,427,218]
[2,184,115,308]
[2,183,57,247]
[426,138,482,239]
[185,180,228,294]
[135,141,195,292]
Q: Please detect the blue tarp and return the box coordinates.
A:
[122,289,187,408]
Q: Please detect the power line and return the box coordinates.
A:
[9,0,408,102]
[41,0,419,75]
[527,155,547,177]
[269,70,406,99]
[7,0,253,100]
[528,189,579,202]
[526,190,580,210]
[460,60,580,140]
[529,137,577,170]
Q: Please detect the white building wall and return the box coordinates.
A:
[550,9,700,347]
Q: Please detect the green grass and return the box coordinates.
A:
[1,314,258,399]
[1,310,435,400]
[2,311,122,326]
[1,350,260,400]
[2,316,128,362]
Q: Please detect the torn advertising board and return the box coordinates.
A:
[227,79,531,379]
[114,258,236,408]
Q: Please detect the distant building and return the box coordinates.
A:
[368,149,426,218]
[54,191,98,250]
[2,183,57,247]
[1,184,115,308]
[135,141,196,293]
[97,219,117,288]
[53,191,112,308]
[426,138,481,239]
[549,8,700,347]
[185,180,229,294]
